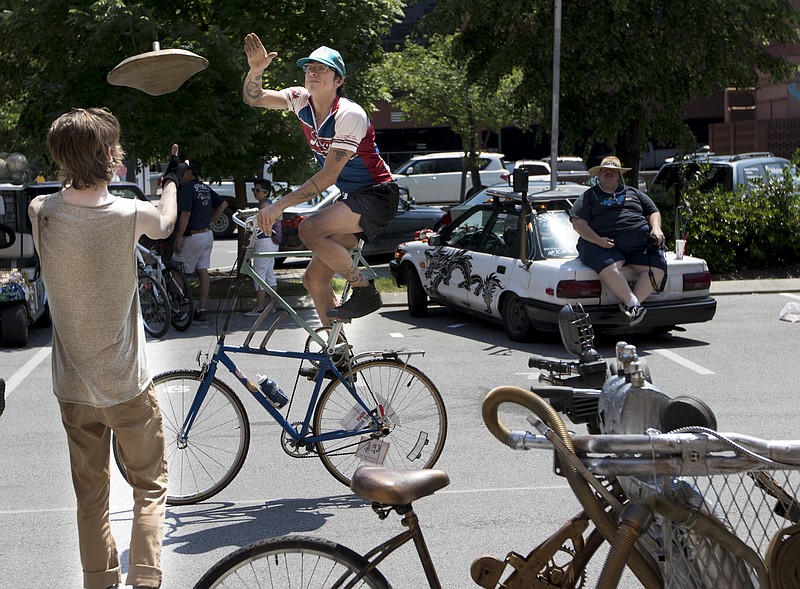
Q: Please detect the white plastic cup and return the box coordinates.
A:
[675,239,686,259]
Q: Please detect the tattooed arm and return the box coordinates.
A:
[242,33,287,109]
[257,148,353,231]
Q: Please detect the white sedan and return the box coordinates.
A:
[390,185,717,341]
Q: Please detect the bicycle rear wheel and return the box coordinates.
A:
[314,359,447,486]
[193,535,390,589]
[151,370,250,505]
[165,263,194,331]
[138,274,170,337]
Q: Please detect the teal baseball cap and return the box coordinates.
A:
[296,46,346,77]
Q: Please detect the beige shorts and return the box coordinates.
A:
[173,231,213,273]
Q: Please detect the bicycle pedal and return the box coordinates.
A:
[470,556,505,588]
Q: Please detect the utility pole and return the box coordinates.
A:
[550,0,562,190]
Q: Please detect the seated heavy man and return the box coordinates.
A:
[570,156,666,326]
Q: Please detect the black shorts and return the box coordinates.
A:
[340,182,400,242]
[577,226,666,273]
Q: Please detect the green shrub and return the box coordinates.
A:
[654,156,800,274]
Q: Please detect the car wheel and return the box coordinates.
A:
[2,303,29,347]
[501,293,534,342]
[210,209,236,239]
[405,265,428,317]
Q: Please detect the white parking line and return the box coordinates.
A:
[652,348,715,375]
[6,346,51,399]
[781,293,800,300]
[389,333,404,338]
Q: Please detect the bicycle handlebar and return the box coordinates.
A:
[484,387,800,477]
[232,207,260,230]
[505,428,800,475]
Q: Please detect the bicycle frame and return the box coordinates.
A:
[179,208,395,448]
[232,208,377,354]
[181,342,393,448]
[342,504,442,589]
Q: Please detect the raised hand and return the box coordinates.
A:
[162,144,185,189]
[244,33,278,71]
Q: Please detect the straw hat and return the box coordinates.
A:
[588,156,631,177]
[107,43,208,96]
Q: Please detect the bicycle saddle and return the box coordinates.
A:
[351,466,450,505]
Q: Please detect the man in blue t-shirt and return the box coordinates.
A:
[570,156,666,326]
[242,34,399,325]
[172,162,228,322]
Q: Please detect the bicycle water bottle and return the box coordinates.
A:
[256,374,288,408]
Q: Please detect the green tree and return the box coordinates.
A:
[429,0,800,182]
[0,0,404,195]
[377,33,538,201]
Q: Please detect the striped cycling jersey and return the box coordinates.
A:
[283,87,393,193]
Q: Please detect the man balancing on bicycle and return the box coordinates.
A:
[243,33,399,324]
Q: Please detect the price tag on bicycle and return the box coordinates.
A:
[356,437,390,465]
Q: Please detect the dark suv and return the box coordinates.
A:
[650,152,794,207]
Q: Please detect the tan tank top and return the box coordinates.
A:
[38,192,150,407]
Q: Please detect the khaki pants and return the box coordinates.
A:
[59,385,167,589]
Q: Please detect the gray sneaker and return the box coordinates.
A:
[326,283,382,321]
[619,303,647,326]
[628,305,647,326]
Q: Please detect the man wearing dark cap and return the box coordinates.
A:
[242,34,399,324]
[570,156,666,326]
[172,161,228,322]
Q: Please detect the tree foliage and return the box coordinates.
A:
[673,155,800,273]
[376,33,537,199]
[0,0,404,186]
[428,0,800,180]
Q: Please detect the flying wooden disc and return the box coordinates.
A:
[107,47,208,96]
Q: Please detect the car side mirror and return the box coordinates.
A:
[405,166,415,175]
[428,233,441,246]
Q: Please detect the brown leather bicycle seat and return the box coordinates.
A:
[350,466,450,505]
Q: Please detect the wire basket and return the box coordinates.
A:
[621,464,800,588]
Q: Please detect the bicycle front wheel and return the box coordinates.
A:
[314,359,447,486]
[193,535,390,589]
[154,370,250,505]
[166,264,194,331]
[138,274,170,337]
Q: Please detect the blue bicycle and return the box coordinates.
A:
[118,209,447,505]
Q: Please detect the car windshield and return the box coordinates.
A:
[557,160,587,172]
[444,205,578,260]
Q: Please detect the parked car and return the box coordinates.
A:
[500,160,551,184]
[640,141,679,170]
[390,184,716,341]
[277,186,445,264]
[439,179,583,228]
[650,151,796,209]
[392,151,507,205]
[541,156,589,180]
